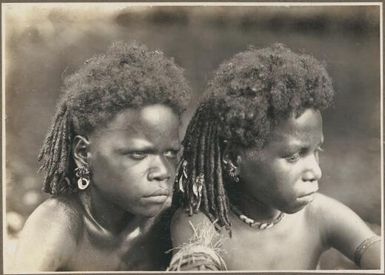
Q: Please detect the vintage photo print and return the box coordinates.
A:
[2,2,383,273]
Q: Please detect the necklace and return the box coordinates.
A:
[230,204,285,230]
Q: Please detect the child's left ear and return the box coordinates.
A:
[223,143,242,182]
[73,135,90,167]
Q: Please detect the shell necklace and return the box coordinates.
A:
[230,204,285,230]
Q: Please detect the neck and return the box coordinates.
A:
[229,184,281,222]
[78,188,141,235]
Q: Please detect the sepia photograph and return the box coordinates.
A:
[2,2,383,273]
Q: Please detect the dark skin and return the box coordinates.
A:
[171,108,380,270]
[13,104,179,271]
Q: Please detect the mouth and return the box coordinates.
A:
[142,189,170,204]
[298,189,318,198]
[144,189,170,197]
[298,183,319,198]
[297,191,317,204]
[141,195,169,204]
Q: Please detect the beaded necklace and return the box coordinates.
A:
[230,204,285,230]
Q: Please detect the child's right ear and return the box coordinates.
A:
[73,135,90,167]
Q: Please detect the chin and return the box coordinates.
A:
[138,208,162,218]
[139,204,170,217]
[280,203,307,214]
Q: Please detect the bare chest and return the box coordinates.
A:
[221,214,324,270]
[64,226,169,271]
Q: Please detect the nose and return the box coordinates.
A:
[302,153,322,182]
[148,155,171,182]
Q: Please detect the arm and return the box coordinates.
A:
[314,194,381,269]
[12,198,79,271]
[168,208,227,271]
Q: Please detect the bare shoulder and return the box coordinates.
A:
[305,192,361,223]
[24,196,83,237]
[305,192,364,233]
[306,193,340,214]
[13,196,83,271]
[171,208,213,229]
[305,193,376,259]
[170,208,219,247]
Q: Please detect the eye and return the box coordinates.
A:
[286,152,300,163]
[164,149,179,159]
[127,152,147,160]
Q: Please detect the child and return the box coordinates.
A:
[168,44,381,270]
[12,42,191,271]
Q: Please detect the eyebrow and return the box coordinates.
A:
[280,135,324,149]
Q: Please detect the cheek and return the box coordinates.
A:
[91,155,118,182]
[240,160,271,192]
[270,161,306,203]
[167,159,178,176]
[271,159,302,182]
[258,160,302,199]
[90,154,146,187]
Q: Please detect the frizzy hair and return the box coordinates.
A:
[38,41,191,195]
[172,43,334,232]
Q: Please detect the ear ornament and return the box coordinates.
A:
[75,166,90,190]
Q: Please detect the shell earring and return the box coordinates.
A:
[75,166,90,190]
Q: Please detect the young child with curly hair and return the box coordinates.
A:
[168,44,381,270]
[12,42,191,271]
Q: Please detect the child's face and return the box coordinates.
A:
[238,108,324,214]
[88,104,180,217]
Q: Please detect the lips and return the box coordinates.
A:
[144,189,170,198]
[298,184,319,198]
[141,189,170,204]
[297,191,318,205]
[141,195,169,204]
[296,184,319,205]
[298,191,317,199]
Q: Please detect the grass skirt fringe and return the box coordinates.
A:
[167,220,227,271]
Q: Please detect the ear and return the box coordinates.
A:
[223,142,242,168]
[73,135,90,167]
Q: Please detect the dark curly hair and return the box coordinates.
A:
[39,41,191,195]
[172,43,334,232]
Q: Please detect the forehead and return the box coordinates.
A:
[268,109,324,147]
[91,104,180,144]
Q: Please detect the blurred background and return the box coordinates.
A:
[4,3,381,270]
